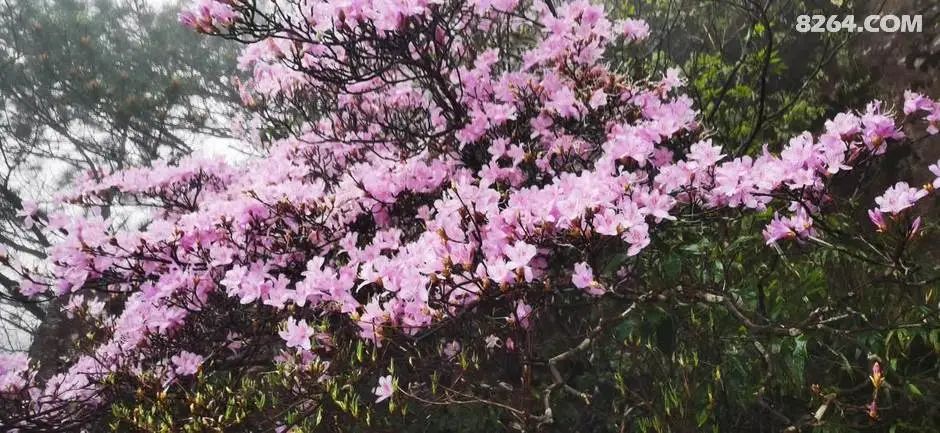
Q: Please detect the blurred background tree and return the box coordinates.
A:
[0,0,238,358]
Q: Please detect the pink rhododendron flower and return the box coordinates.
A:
[373,375,395,403]
[279,318,314,351]
[512,301,533,329]
[0,353,29,393]
[874,182,928,215]
[571,262,594,289]
[589,89,608,109]
[762,209,814,245]
[179,0,237,32]
[861,102,904,154]
[443,341,461,359]
[16,201,38,230]
[659,68,684,92]
[17,278,44,298]
[485,335,502,350]
[491,0,519,12]
[618,18,650,41]
[572,262,604,296]
[547,86,581,118]
[687,139,725,168]
[170,351,203,377]
[904,91,934,115]
[763,214,794,245]
[504,242,538,282]
[929,160,940,189]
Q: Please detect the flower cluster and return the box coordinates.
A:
[904,91,940,134]
[170,351,204,377]
[863,92,940,233]
[178,0,237,33]
[2,0,937,428]
[0,353,30,394]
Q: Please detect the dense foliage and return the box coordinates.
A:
[1,0,939,432]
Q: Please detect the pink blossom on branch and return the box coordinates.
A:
[929,160,940,190]
[572,262,604,296]
[170,351,204,377]
[279,318,315,351]
[512,301,533,329]
[874,182,928,215]
[2,0,938,426]
[178,0,237,33]
[618,18,650,41]
[762,209,815,245]
[15,200,38,230]
[373,375,395,403]
[0,353,30,393]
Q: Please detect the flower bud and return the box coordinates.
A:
[870,362,884,389]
